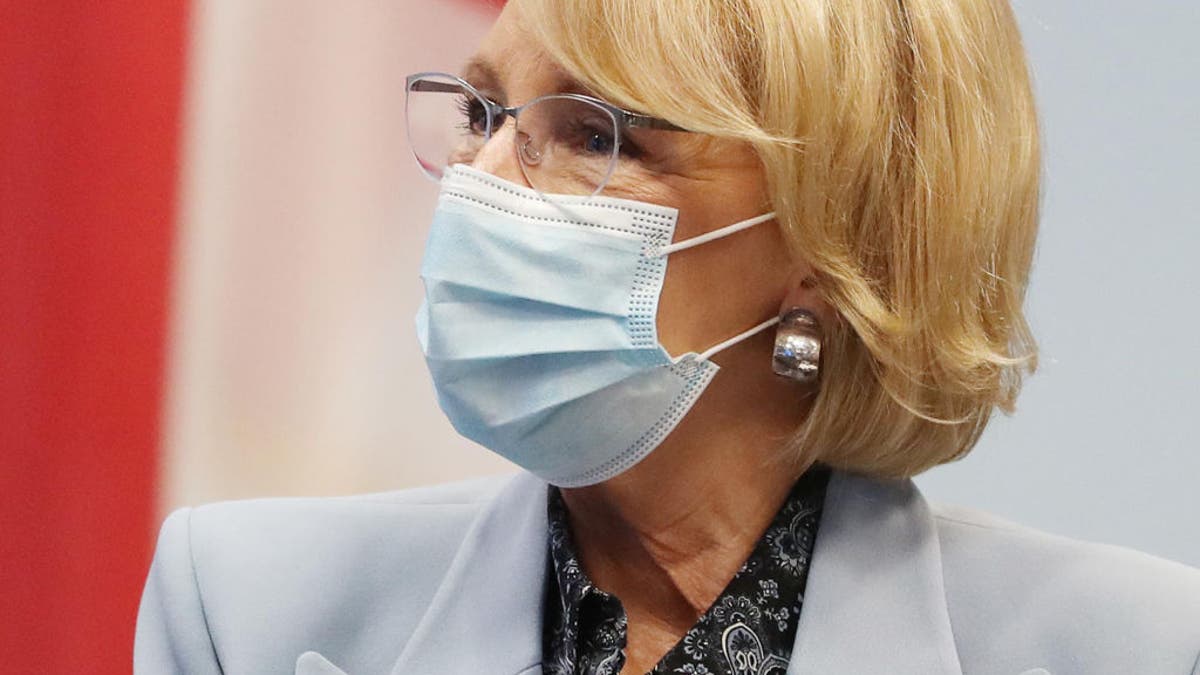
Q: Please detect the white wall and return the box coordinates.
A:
[164,0,510,511]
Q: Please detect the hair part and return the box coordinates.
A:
[518,0,1041,478]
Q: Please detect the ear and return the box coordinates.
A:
[778,266,836,328]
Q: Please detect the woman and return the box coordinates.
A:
[135,1,1200,673]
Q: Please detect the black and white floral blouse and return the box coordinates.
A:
[542,468,829,675]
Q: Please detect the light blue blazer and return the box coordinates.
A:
[135,471,1200,675]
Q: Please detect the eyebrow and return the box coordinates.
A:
[461,57,503,98]
[460,55,594,106]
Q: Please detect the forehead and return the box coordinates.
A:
[463,3,583,100]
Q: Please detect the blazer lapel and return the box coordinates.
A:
[788,471,963,675]
[388,472,549,675]
[385,469,963,675]
[295,651,350,675]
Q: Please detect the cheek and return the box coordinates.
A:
[600,169,679,205]
[656,215,793,356]
[598,154,790,355]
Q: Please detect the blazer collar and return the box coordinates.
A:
[787,471,963,675]
[387,471,549,675]
[382,470,962,675]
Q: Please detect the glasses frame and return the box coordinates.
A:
[405,71,690,196]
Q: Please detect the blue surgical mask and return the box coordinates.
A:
[416,165,778,487]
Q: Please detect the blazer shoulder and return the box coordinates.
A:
[180,472,511,577]
[183,472,511,549]
[931,502,1200,674]
[136,473,518,674]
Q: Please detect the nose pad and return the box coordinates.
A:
[518,134,543,166]
[470,122,532,188]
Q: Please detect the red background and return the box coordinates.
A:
[0,2,187,672]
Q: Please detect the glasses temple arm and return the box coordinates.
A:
[623,113,689,133]
[408,80,467,94]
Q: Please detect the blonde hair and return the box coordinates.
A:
[519,0,1041,478]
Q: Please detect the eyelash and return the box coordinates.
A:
[454,93,645,160]
[455,97,487,133]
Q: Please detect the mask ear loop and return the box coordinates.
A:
[696,315,781,362]
[653,211,780,364]
[651,212,776,257]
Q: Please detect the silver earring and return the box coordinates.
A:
[773,308,822,384]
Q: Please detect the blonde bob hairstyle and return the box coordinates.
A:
[518,0,1041,478]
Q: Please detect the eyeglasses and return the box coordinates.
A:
[404,71,689,198]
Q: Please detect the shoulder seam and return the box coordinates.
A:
[185,507,226,675]
[355,492,492,502]
[187,496,493,515]
[933,513,1023,533]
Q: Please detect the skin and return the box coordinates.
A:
[465,4,834,672]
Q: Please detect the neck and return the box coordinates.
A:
[558,330,814,660]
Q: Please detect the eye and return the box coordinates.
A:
[456,96,489,135]
[583,130,615,155]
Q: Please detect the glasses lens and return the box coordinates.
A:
[406,74,489,180]
[516,96,618,197]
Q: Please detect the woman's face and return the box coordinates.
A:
[466,3,798,359]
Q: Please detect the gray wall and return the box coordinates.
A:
[916,2,1200,567]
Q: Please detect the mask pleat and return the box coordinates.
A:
[423,281,628,320]
[443,359,706,481]
[421,301,632,359]
[421,204,643,316]
[428,347,670,424]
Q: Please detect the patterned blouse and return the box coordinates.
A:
[542,468,829,675]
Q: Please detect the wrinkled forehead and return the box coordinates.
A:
[463,2,591,104]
